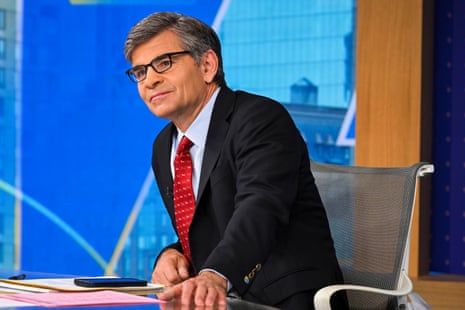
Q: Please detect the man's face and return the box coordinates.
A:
[130,30,216,130]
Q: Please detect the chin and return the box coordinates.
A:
[149,107,173,120]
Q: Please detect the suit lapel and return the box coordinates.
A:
[156,124,177,216]
[197,88,235,201]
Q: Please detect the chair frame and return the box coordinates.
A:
[311,161,434,310]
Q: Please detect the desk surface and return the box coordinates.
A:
[3,299,278,310]
[1,299,278,310]
[0,270,278,310]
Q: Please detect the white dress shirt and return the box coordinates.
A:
[170,87,220,199]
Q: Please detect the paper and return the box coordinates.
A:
[0,281,52,294]
[0,298,35,308]
[0,277,163,295]
[0,290,163,307]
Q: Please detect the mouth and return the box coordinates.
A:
[150,91,171,102]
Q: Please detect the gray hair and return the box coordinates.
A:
[124,12,226,87]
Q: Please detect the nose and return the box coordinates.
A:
[144,66,162,87]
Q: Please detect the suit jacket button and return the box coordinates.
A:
[243,276,250,284]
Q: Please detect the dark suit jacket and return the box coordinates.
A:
[152,87,344,307]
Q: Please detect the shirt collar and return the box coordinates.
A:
[176,87,220,148]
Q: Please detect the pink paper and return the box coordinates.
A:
[0,290,163,307]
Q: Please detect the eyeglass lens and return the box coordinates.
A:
[127,51,189,83]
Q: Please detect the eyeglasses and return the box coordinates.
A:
[125,51,190,83]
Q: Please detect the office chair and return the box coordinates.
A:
[311,160,434,310]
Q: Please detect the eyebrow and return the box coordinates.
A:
[134,51,185,68]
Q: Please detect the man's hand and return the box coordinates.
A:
[157,271,227,307]
[152,249,191,286]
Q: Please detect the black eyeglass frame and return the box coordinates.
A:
[125,50,190,83]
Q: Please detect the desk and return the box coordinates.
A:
[3,298,278,310]
[0,270,278,310]
[0,299,278,310]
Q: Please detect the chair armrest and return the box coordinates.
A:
[417,164,434,177]
[313,270,413,310]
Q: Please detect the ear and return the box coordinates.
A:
[200,49,219,84]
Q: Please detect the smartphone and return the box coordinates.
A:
[74,277,147,288]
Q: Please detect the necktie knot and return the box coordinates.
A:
[177,136,193,155]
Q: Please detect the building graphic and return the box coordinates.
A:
[0,0,355,280]
[0,0,20,271]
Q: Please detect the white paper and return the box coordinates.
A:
[0,277,163,294]
[0,298,34,308]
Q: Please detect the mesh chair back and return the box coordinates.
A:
[311,160,429,309]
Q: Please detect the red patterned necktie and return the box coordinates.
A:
[173,136,195,261]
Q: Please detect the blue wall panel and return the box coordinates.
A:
[21,0,222,276]
[431,0,465,275]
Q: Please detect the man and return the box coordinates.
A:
[124,12,346,309]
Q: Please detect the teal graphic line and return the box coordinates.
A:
[0,179,108,270]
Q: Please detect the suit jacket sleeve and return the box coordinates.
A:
[200,91,307,287]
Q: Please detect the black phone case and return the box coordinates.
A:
[74,277,147,287]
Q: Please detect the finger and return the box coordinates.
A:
[157,264,185,285]
[206,287,226,307]
[152,269,172,285]
[176,257,191,280]
[152,266,176,285]
[153,249,188,285]
[180,279,195,305]
[178,267,190,280]
[152,268,166,284]
[194,284,208,306]
[157,285,179,301]
[166,269,185,285]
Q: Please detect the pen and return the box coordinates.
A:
[8,273,26,280]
